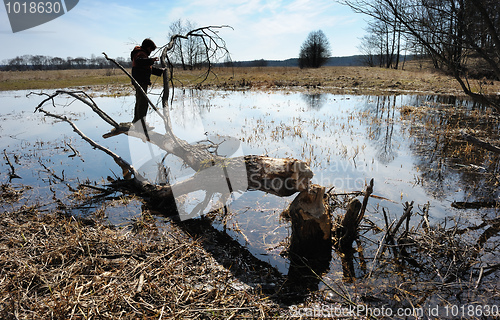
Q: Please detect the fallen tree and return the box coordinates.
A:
[33,27,334,272]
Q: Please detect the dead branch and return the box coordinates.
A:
[36,107,149,191]
[451,200,498,209]
[3,149,21,181]
[65,141,81,159]
[38,159,64,182]
[334,198,362,254]
[31,91,119,128]
[356,178,374,225]
[102,53,163,119]
[160,25,233,92]
[389,201,414,238]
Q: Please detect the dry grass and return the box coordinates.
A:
[2,63,499,96]
[0,69,129,91]
[0,196,289,319]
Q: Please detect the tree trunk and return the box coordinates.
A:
[282,184,331,259]
[282,184,332,289]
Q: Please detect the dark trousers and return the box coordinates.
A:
[133,83,149,123]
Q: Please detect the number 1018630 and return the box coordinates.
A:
[5,2,62,14]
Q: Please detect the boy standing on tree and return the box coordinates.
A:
[131,38,163,124]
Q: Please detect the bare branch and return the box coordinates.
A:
[30,90,119,128]
[36,107,149,189]
[3,149,21,181]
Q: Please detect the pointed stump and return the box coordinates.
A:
[282,184,332,290]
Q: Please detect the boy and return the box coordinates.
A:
[130,38,163,124]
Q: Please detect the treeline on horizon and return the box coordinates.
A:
[0,54,416,71]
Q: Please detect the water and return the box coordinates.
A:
[1,88,498,306]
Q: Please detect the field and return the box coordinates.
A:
[1,63,499,96]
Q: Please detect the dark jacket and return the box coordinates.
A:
[131,46,162,85]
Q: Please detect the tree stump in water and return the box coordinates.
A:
[282,184,331,262]
[281,184,331,290]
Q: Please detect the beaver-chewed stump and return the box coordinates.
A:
[282,184,331,264]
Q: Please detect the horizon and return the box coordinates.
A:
[0,53,366,65]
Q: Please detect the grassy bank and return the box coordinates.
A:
[2,64,499,96]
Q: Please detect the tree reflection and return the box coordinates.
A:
[361,94,500,203]
[362,95,399,164]
[301,93,326,110]
[402,95,500,202]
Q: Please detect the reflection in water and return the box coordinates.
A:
[301,93,327,110]
[362,96,399,164]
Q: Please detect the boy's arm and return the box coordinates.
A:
[151,66,163,76]
[133,51,157,67]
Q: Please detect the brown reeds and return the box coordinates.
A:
[0,204,290,319]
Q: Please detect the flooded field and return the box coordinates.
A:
[1,88,499,314]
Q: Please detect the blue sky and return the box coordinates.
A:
[0,0,367,62]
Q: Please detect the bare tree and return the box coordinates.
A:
[168,19,207,70]
[339,0,500,111]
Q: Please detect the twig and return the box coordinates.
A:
[475,267,484,289]
[390,201,414,237]
[3,149,21,181]
[31,90,119,128]
[65,141,81,159]
[158,306,164,320]
[368,219,396,278]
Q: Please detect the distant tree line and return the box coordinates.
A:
[1,54,131,71]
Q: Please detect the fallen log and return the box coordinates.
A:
[150,155,313,219]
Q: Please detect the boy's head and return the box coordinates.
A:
[141,38,157,54]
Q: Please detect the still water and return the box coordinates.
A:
[1,88,498,300]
